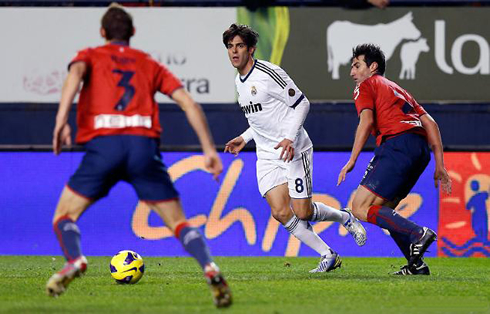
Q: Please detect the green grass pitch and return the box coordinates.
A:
[1,256,489,314]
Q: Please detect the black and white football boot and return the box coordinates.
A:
[408,227,437,268]
[393,259,430,276]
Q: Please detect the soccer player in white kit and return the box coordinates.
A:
[222,24,367,272]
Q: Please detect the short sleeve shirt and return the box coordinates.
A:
[70,43,183,144]
[353,75,427,146]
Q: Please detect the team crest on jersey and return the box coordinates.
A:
[251,86,257,96]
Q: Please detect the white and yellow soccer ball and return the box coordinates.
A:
[110,250,145,284]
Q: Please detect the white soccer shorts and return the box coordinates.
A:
[256,147,313,198]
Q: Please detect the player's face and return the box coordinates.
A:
[227,35,254,73]
[350,55,374,84]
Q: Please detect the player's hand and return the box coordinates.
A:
[52,123,72,155]
[274,139,295,162]
[434,166,452,194]
[337,159,356,186]
[224,136,246,156]
[204,151,223,181]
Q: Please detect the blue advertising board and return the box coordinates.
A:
[0,151,438,257]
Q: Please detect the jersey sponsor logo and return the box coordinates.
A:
[251,86,257,96]
[94,114,152,129]
[400,120,422,127]
[240,102,263,115]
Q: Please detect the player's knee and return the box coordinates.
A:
[293,206,313,220]
[52,187,91,224]
[271,207,292,225]
[291,200,313,220]
[294,212,309,221]
[52,211,78,225]
[52,203,83,224]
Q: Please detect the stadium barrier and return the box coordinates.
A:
[1,102,489,150]
[1,151,488,257]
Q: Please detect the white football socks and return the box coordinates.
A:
[284,215,332,257]
[311,202,349,224]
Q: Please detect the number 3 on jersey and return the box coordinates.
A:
[112,69,135,111]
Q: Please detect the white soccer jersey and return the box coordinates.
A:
[235,59,312,160]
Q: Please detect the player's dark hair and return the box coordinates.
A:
[222,23,259,48]
[101,3,134,42]
[352,44,386,76]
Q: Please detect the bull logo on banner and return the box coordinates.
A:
[327,12,426,80]
[439,153,490,257]
[326,11,489,80]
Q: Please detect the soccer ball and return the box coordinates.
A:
[110,250,145,284]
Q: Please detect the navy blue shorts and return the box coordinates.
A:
[360,132,430,203]
[68,135,178,202]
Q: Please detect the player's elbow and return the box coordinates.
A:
[184,99,202,113]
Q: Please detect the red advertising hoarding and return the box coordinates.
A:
[439,152,490,257]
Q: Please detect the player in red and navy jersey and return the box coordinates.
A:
[46,4,231,307]
[67,44,181,143]
[338,44,452,275]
